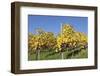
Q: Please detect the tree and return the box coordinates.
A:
[28,28,57,60]
[56,24,75,59]
[56,24,87,59]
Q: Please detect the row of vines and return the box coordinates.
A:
[28,24,88,60]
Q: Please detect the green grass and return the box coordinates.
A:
[28,48,88,61]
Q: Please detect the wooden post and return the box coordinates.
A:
[36,49,40,60]
[61,52,64,59]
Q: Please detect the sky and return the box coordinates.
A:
[28,15,88,35]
